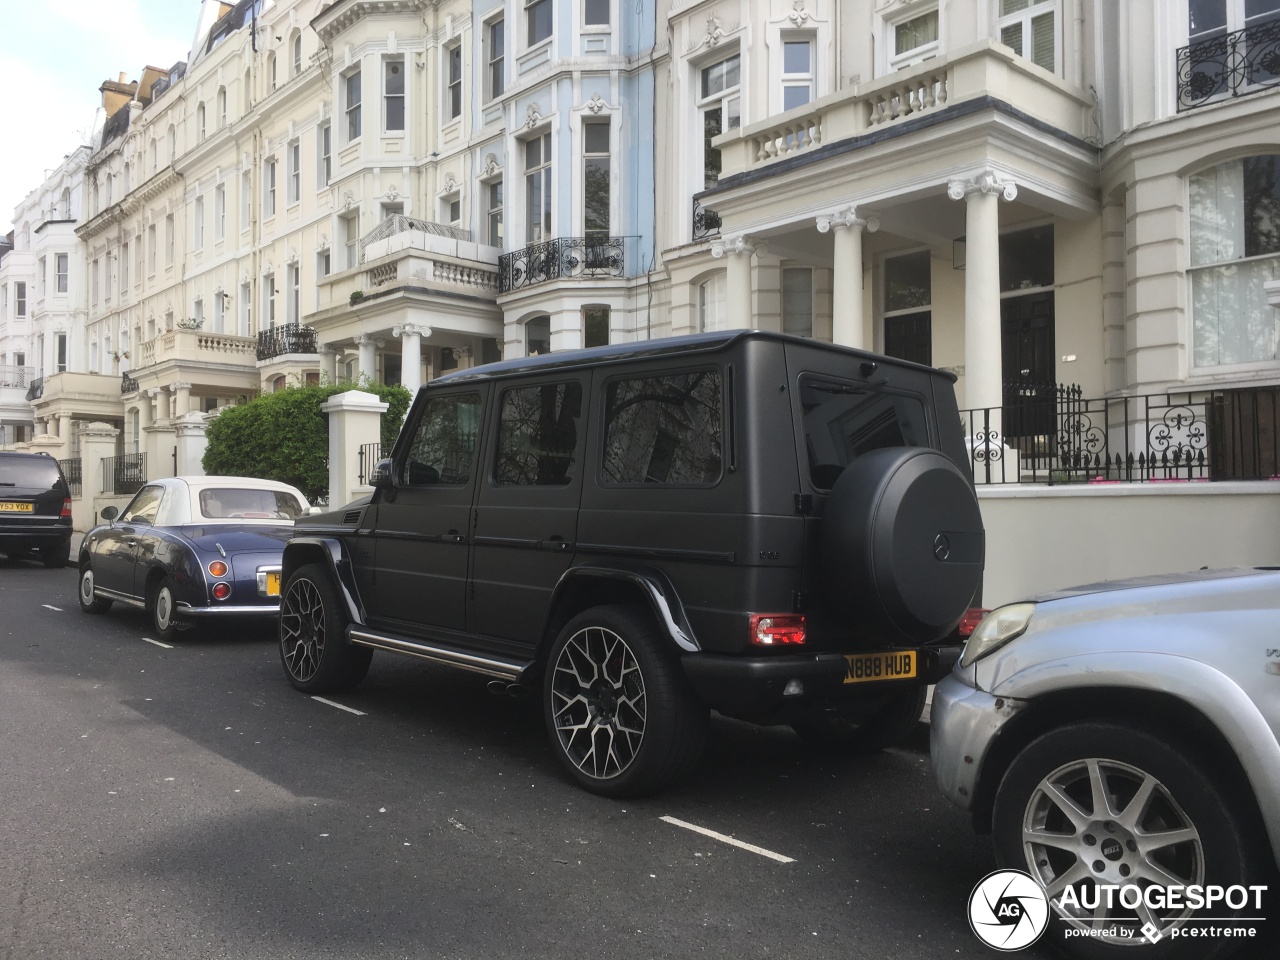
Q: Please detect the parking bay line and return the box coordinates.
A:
[660,815,796,864]
[142,637,174,649]
[42,604,63,612]
[312,696,366,716]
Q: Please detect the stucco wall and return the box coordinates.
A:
[979,481,1280,607]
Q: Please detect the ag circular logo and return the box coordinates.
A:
[968,869,1049,951]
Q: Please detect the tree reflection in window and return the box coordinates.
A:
[602,371,723,484]
[401,392,483,485]
[495,382,582,485]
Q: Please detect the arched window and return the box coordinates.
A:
[1188,155,1280,368]
[123,162,131,194]
[197,102,206,140]
[292,31,303,76]
[167,124,176,162]
[59,187,71,218]
[268,53,277,92]
[243,68,252,112]
[217,86,227,127]
[526,315,551,355]
[149,138,157,172]
[698,273,727,332]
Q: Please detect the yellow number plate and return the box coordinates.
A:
[0,501,35,513]
[843,651,917,684]
[265,572,281,596]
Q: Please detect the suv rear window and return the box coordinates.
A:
[801,375,929,489]
[602,370,723,485]
[0,457,63,492]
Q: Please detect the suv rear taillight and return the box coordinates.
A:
[957,607,990,638]
[61,498,72,518]
[749,614,806,646]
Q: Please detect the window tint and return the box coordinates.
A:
[495,381,582,486]
[122,485,165,523]
[402,392,483,485]
[199,488,303,519]
[0,457,62,491]
[801,376,929,489]
[602,371,723,485]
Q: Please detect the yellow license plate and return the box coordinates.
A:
[843,651,917,684]
[0,501,34,513]
[265,572,281,596]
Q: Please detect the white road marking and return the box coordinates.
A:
[142,637,174,649]
[311,696,366,716]
[660,815,796,863]
[42,604,63,612]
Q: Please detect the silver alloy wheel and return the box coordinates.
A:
[280,576,325,682]
[1021,757,1205,942]
[550,625,647,781]
[80,567,96,605]
[154,584,175,633]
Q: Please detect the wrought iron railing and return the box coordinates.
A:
[257,323,319,360]
[121,372,139,394]
[359,214,471,263]
[0,365,35,388]
[499,236,628,293]
[357,442,387,485]
[962,384,1280,484]
[1176,15,1280,110]
[59,458,82,497]
[24,377,44,401]
[102,453,147,496]
[692,197,722,241]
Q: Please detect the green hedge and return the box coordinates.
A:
[202,382,412,502]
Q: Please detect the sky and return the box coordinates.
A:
[0,0,198,234]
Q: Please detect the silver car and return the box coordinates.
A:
[931,568,1279,957]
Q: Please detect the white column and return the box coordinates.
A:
[174,412,209,476]
[392,324,429,394]
[710,235,758,329]
[355,334,380,383]
[320,344,338,383]
[949,171,1018,412]
[173,381,192,417]
[320,389,390,508]
[817,207,879,349]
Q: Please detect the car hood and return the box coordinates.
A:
[174,525,295,552]
[1027,567,1278,604]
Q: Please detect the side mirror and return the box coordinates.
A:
[100,505,119,522]
[370,458,395,489]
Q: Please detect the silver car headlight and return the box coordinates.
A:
[960,602,1036,667]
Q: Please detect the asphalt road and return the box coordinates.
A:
[0,558,1264,960]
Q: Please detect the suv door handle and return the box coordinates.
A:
[442,530,467,544]
[540,537,574,552]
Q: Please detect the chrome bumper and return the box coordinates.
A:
[176,603,280,617]
[929,673,1025,812]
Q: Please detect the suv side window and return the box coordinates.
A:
[801,375,929,489]
[401,392,483,486]
[494,381,583,486]
[121,484,165,523]
[601,369,723,485]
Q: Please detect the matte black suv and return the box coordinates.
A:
[0,451,74,568]
[278,332,985,796]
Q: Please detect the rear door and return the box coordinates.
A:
[367,386,487,636]
[471,375,588,648]
[0,456,65,530]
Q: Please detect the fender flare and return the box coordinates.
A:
[548,563,701,653]
[282,537,366,624]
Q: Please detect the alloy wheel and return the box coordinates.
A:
[280,576,325,682]
[550,625,647,781]
[80,567,96,605]
[1021,757,1205,940]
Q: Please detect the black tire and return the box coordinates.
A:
[791,686,926,752]
[40,541,70,569]
[821,446,983,644]
[77,561,113,614]
[148,574,182,642]
[992,723,1261,960]
[278,563,372,694]
[543,605,708,798]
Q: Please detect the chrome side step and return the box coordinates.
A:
[348,629,526,681]
[95,587,146,610]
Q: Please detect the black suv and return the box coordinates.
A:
[0,451,73,568]
[278,332,984,796]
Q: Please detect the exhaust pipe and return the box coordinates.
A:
[486,681,530,699]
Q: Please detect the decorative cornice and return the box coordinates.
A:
[311,0,432,45]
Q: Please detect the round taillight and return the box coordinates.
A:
[211,582,232,600]
[208,560,228,578]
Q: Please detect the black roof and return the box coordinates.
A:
[432,330,950,385]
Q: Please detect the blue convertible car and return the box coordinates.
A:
[77,476,311,640]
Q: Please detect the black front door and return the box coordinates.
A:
[1001,292,1055,439]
